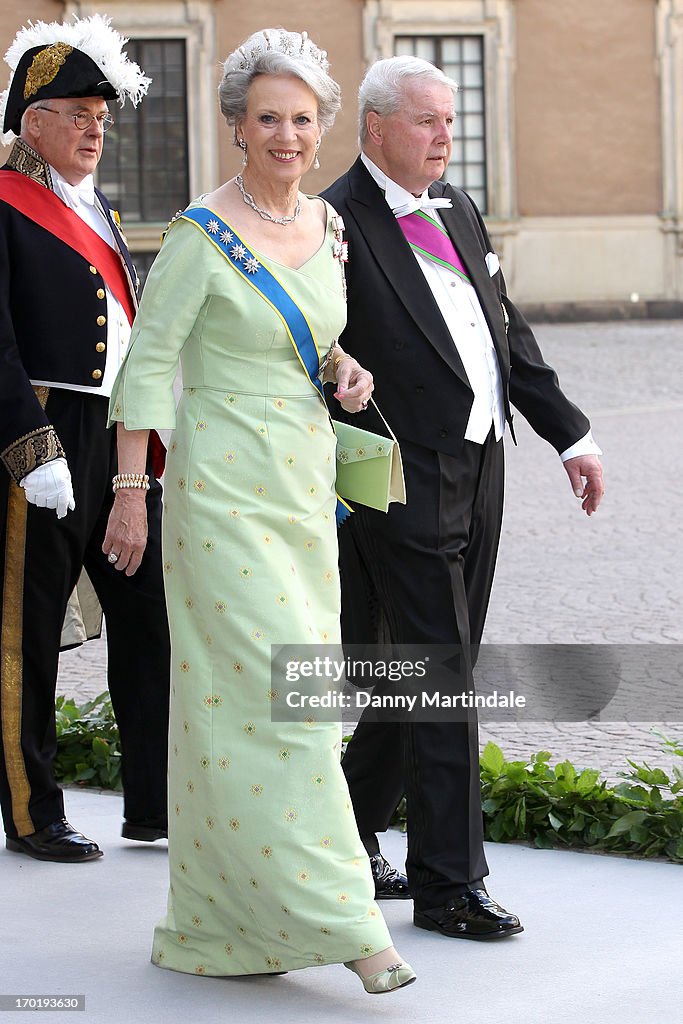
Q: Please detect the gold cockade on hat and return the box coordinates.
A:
[23,42,73,100]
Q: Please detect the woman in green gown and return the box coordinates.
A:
[103,29,415,995]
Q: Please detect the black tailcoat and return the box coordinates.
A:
[323,158,590,906]
[324,157,588,454]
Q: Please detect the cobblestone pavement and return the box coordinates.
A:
[56,319,683,784]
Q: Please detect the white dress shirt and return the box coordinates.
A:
[360,154,601,460]
[30,166,132,398]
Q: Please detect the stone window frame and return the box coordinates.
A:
[395,33,489,212]
[656,0,683,277]
[362,0,517,220]
[65,0,218,254]
[98,37,191,225]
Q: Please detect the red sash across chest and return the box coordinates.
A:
[0,171,135,325]
[0,171,167,478]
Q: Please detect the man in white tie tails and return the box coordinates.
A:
[323,56,604,935]
[0,15,170,862]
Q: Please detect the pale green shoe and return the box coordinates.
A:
[344,960,417,994]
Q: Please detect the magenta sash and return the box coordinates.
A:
[397,210,471,283]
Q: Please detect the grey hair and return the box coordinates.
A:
[219,29,341,137]
[20,100,41,136]
[358,56,458,144]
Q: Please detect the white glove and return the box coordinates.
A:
[20,457,75,519]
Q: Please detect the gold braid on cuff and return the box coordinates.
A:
[1,426,65,484]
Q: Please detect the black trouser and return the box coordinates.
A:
[0,389,170,839]
[340,432,504,910]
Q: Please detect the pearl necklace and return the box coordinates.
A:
[235,173,301,225]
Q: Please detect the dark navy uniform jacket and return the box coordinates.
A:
[0,142,138,482]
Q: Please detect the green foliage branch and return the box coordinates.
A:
[55,692,122,790]
[55,694,682,861]
[476,735,683,862]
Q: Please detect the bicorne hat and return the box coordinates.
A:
[1,14,150,140]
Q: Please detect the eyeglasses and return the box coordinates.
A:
[34,107,115,132]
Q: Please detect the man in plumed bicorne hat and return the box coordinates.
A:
[0,14,170,862]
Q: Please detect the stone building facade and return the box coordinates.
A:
[2,0,683,314]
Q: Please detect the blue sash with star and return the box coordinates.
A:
[179,205,351,524]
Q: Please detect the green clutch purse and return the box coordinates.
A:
[334,400,406,513]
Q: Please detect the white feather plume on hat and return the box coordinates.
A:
[1,13,151,143]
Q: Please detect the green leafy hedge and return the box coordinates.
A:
[382,735,683,863]
[478,737,683,862]
[55,694,683,862]
[55,692,122,790]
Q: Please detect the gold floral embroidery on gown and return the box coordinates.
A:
[109,201,390,975]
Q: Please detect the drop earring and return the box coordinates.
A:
[314,138,321,170]
[238,138,248,167]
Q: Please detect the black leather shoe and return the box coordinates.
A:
[5,819,102,863]
[414,889,523,940]
[121,819,167,842]
[370,852,411,900]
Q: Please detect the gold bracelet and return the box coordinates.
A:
[112,473,150,493]
[332,352,346,371]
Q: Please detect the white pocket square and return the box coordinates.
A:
[485,252,500,277]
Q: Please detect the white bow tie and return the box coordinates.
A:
[56,176,96,210]
[392,195,453,219]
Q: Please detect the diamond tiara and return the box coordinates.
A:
[224,29,329,76]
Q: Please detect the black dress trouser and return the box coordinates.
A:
[340,431,504,911]
[0,388,170,839]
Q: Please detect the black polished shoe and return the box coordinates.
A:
[414,889,523,940]
[121,819,167,842]
[5,818,102,863]
[370,853,411,900]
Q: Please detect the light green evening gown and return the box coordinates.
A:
[109,200,391,976]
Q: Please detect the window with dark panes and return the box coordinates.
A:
[394,36,487,213]
[98,39,189,224]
